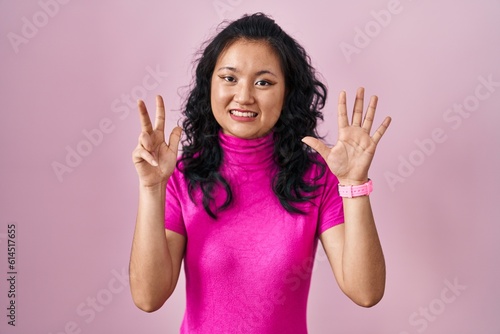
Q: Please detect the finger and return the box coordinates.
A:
[132,146,158,166]
[362,95,378,134]
[154,95,166,132]
[167,126,183,152]
[138,100,153,133]
[138,131,153,152]
[301,136,331,160]
[351,87,365,126]
[337,91,349,129]
[371,116,392,145]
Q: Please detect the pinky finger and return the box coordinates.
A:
[371,116,392,145]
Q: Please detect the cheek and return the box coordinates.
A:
[211,83,231,108]
[210,78,217,103]
[267,91,285,116]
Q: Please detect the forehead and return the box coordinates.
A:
[215,39,283,73]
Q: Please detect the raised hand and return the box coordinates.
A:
[132,95,182,187]
[302,87,391,185]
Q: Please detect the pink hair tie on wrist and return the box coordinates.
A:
[338,179,373,198]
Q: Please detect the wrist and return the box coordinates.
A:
[338,179,373,198]
[139,181,167,194]
[338,178,369,186]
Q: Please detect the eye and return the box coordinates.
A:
[220,75,236,83]
[255,80,272,86]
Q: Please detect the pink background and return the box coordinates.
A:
[1,1,499,333]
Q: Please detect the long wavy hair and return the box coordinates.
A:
[179,12,327,218]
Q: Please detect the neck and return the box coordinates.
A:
[218,131,275,169]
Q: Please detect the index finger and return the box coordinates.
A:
[154,95,166,132]
[338,90,349,129]
[137,99,153,133]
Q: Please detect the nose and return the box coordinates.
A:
[233,81,255,105]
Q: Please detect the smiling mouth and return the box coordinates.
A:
[230,110,258,118]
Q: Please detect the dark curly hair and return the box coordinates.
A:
[179,12,327,218]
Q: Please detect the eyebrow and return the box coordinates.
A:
[216,66,278,78]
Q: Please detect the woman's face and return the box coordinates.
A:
[210,39,286,139]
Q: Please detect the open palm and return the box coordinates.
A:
[302,88,391,185]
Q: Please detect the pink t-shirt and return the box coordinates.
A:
[165,131,344,333]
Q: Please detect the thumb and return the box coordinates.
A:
[301,136,331,160]
[168,126,183,152]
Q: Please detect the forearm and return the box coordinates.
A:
[129,182,173,311]
[341,195,385,306]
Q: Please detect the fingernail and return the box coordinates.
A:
[152,160,158,166]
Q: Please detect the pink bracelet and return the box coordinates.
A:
[338,179,373,198]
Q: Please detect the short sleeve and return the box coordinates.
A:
[164,169,187,237]
[317,168,345,235]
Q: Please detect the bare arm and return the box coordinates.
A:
[319,197,385,307]
[129,96,185,312]
[129,183,186,312]
[303,88,390,307]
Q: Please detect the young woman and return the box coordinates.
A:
[130,12,391,333]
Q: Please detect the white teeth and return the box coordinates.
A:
[230,110,257,117]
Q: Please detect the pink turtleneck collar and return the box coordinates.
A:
[218,131,275,169]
